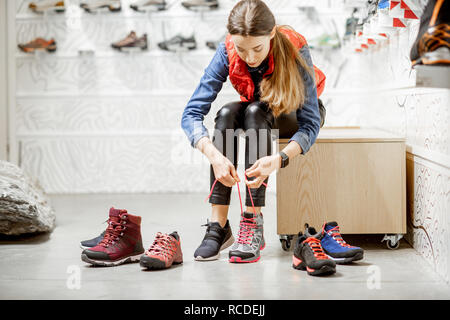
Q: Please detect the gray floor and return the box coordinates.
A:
[0,193,449,300]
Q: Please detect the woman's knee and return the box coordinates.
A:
[244,101,273,130]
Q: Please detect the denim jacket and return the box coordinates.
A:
[181,42,321,155]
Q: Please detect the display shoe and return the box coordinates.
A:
[158,34,197,52]
[194,220,234,261]
[29,0,65,13]
[81,207,144,267]
[130,0,166,12]
[140,232,183,269]
[182,0,218,11]
[228,212,265,263]
[318,221,364,264]
[292,233,336,276]
[18,38,57,53]
[80,0,122,13]
[80,230,105,249]
[410,0,450,66]
[111,31,148,51]
[206,33,226,50]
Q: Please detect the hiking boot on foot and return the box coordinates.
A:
[228,212,265,263]
[140,231,183,269]
[81,207,144,267]
[194,220,234,261]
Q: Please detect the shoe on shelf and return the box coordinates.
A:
[18,38,57,53]
[80,230,105,249]
[158,34,197,52]
[140,231,183,270]
[205,32,226,51]
[80,0,122,13]
[292,233,336,276]
[194,220,234,261]
[29,0,65,13]
[228,212,265,263]
[111,31,148,51]
[318,221,364,264]
[182,0,218,11]
[410,0,449,66]
[130,0,166,12]
[81,207,145,267]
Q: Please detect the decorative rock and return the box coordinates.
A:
[0,160,55,235]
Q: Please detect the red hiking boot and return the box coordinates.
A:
[81,207,144,267]
[140,232,183,270]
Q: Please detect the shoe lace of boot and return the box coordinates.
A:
[323,225,353,248]
[146,232,176,259]
[236,215,257,245]
[304,237,329,260]
[98,213,127,248]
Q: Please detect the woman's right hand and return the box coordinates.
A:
[211,154,240,187]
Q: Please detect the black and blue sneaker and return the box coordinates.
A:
[319,221,364,264]
[80,231,105,250]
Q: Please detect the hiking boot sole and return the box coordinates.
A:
[81,252,143,267]
[80,4,122,13]
[292,255,336,276]
[130,4,166,12]
[327,251,364,264]
[140,255,182,270]
[194,235,235,261]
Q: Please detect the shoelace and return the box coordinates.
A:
[98,215,127,247]
[325,225,353,248]
[206,173,267,245]
[206,173,267,216]
[147,232,176,259]
[304,237,328,260]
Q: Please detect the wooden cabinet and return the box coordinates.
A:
[276,128,406,235]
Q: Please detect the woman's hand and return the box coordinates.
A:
[211,154,240,187]
[245,155,280,188]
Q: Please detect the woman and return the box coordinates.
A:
[181,0,325,263]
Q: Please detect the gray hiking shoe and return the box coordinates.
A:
[229,212,265,263]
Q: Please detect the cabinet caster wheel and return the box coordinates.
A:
[281,239,291,251]
[382,234,403,250]
[279,235,294,251]
[386,240,400,250]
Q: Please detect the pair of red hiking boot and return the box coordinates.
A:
[81,207,183,269]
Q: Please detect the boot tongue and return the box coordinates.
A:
[169,231,179,241]
[109,207,127,222]
[243,212,255,219]
[324,221,338,231]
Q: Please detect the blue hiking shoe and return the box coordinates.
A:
[319,222,364,264]
[80,231,105,250]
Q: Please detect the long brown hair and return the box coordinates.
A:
[227,0,313,117]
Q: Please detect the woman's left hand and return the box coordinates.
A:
[245,155,280,188]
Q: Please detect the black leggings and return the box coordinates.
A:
[209,100,302,207]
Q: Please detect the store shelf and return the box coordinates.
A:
[15,48,216,59]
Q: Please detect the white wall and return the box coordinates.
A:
[11,0,347,193]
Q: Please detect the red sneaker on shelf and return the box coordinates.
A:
[140,232,183,270]
[81,207,144,267]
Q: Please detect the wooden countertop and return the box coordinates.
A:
[278,127,405,143]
